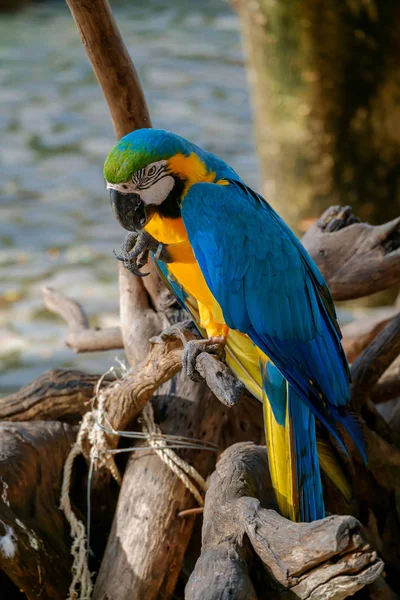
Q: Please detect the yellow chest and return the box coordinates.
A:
[144,214,214,307]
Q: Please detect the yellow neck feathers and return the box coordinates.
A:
[167,152,216,196]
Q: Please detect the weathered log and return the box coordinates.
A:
[301,206,400,301]
[187,442,384,600]
[93,376,227,600]
[371,376,400,405]
[351,313,400,413]
[0,369,108,423]
[118,262,166,368]
[0,421,77,600]
[341,309,400,364]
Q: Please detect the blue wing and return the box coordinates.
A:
[182,180,366,463]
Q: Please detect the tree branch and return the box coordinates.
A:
[0,369,109,423]
[351,313,400,412]
[0,421,77,600]
[43,286,123,353]
[187,442,383,600]
[65,0,151,139]
[302,206,400,301]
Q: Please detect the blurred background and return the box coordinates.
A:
[0,0,257,394]
[1,0,399,394]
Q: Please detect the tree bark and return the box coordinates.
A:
[187,443,383,600]
[238,0,400,229]
[92,377,227,600]
[0,421,77,600]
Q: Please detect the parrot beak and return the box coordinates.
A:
[109,189,148,231]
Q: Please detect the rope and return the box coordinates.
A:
[60,362,213,600]
[60,414,94,600]
[140,402,208,506]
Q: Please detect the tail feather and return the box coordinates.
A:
[290,388,325,522]
[335,407,368,465]
[262,362,325,522]
[316,437,352,502]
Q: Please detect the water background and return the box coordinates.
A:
[0,0,386,396]
[0,0,259,394]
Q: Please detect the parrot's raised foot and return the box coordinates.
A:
[113,231,171,277]
[182,336,226,382]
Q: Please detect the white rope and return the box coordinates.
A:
[60,362,213,599]
[140,402,208,506]
[60,414,94,600]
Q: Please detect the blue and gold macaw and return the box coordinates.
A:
[104,128,366,522]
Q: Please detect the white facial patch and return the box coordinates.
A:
[106,159,175,206]
[139,175,175,205]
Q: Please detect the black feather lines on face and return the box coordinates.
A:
[135,164,166,190]
[158,176,185,219]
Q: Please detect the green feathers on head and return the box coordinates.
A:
[103,128,193,183]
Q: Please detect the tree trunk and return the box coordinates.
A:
[238,0,400,229]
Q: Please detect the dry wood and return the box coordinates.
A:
[187,442,384,600]
[0,369,108,423]
[341,308,400,364]
[0,421,77,600]
[65,0,151,139]
[64,0,162,370]
[301,206,400,301]
[371,376,400,405]
[118,262,166,368]
[93,375,227,600]
[43,286,123,353]
[351,313,400,412]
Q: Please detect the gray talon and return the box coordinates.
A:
[182,337,226,382]
[114,231,172,277]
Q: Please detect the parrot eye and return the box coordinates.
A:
[147,165,156,177]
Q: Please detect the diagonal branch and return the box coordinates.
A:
[351,313,400,412]
[302,206,400,301]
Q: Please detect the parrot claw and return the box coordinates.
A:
[182,336,226,382]
[114,231,171,277]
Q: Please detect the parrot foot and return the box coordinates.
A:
[182,336,226,382]
[113,231,171,277]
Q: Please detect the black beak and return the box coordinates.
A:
[109,189,147,231]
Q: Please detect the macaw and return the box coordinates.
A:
[104,128,366,522]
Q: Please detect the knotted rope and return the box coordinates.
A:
[60,363,215,600]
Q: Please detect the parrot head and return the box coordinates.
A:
[104,128,219,231]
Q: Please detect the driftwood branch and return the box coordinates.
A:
[118,263,166,367]
[302,206,400,301]
[351,313,400,412]
[371,376,400,405]
[93,376,227,600]
[65,0,150,139]
[0,369,108,423]
[43,287,123,353]
[0,421,77,600]
[187,443,383,600]
[341,309,400,363]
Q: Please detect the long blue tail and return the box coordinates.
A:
[290,388,325,522]
[263,362,325,522]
